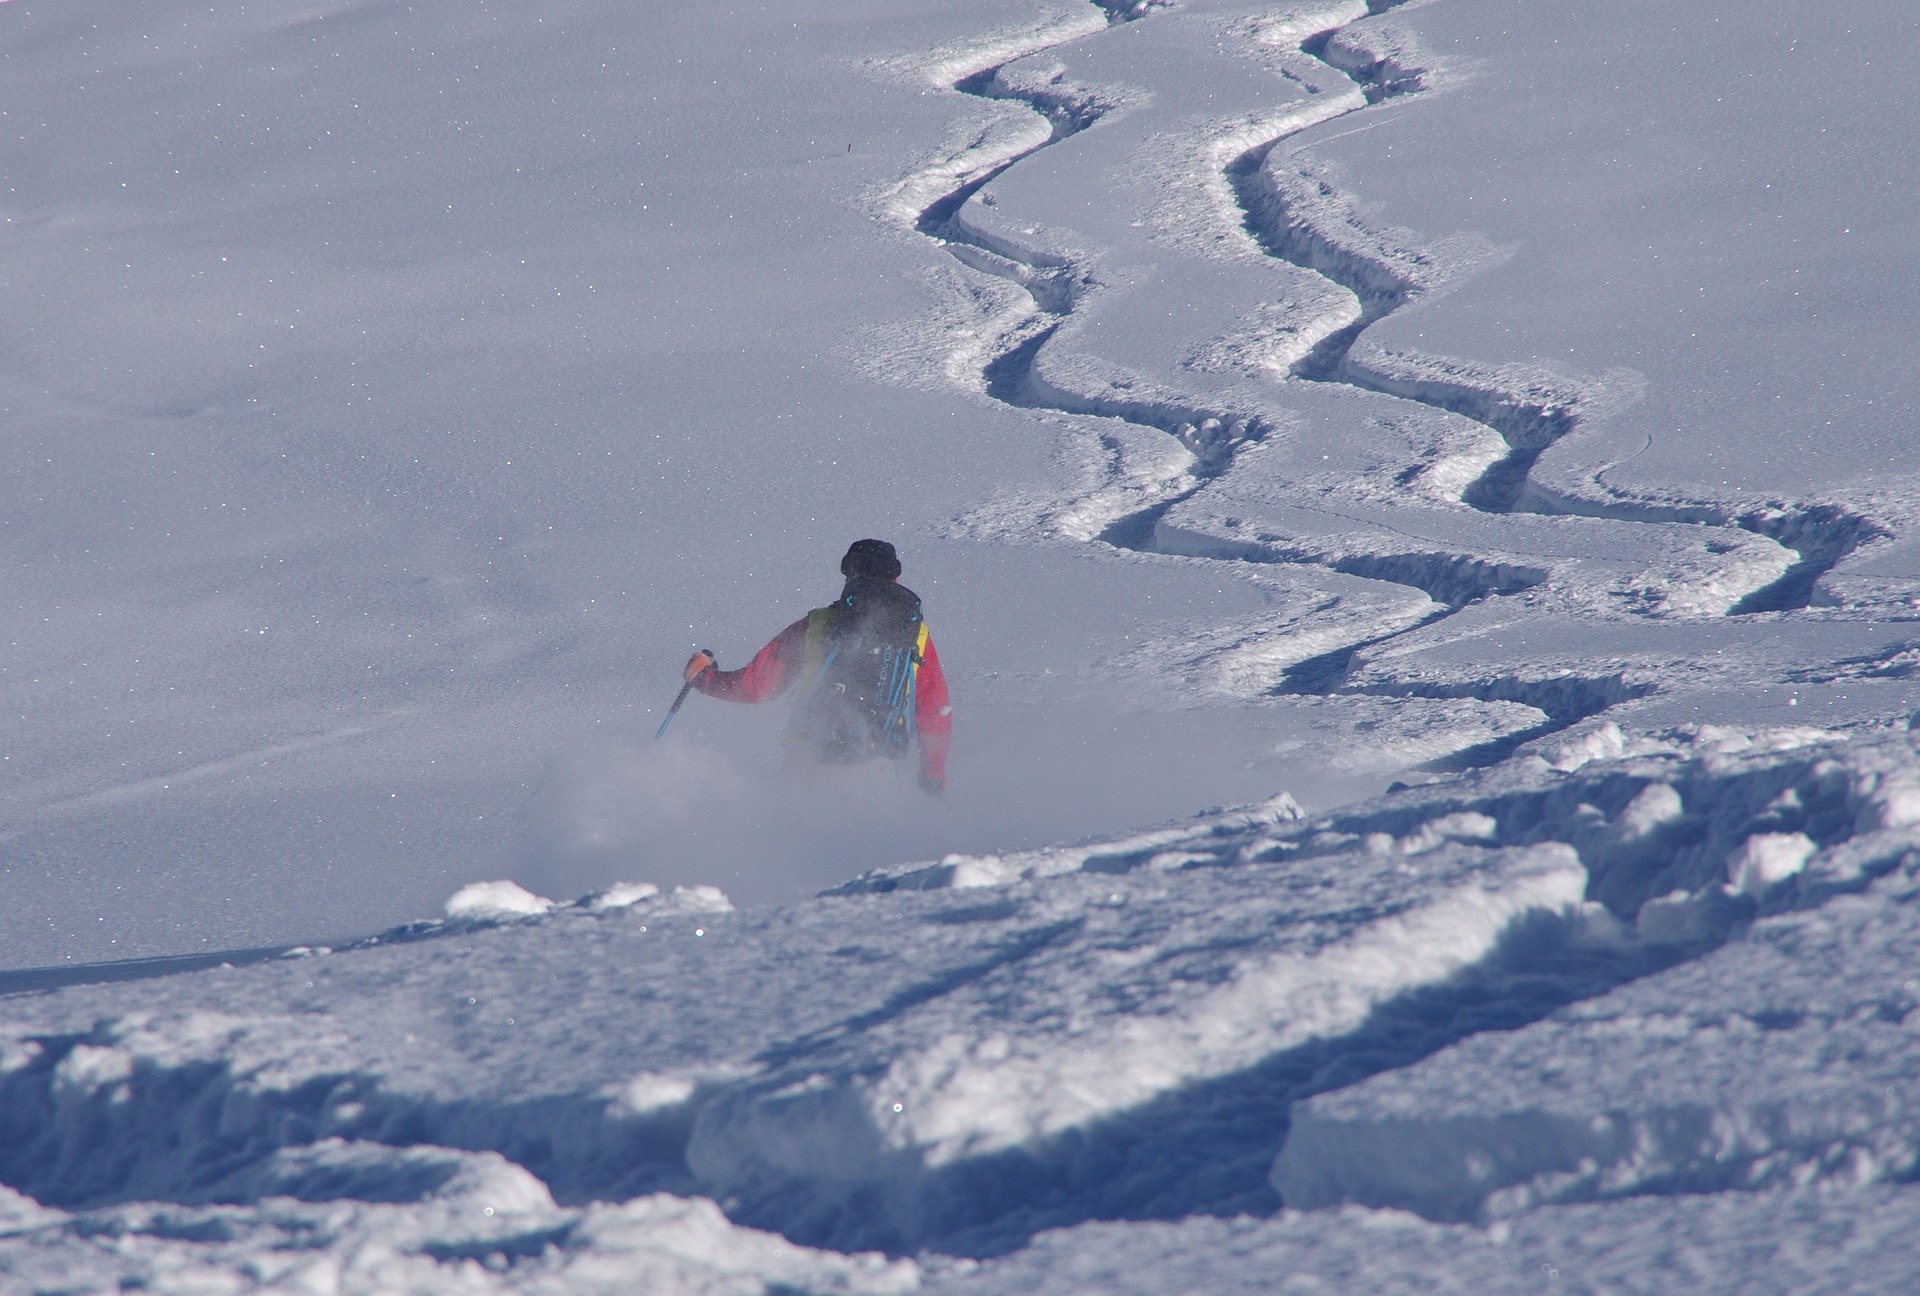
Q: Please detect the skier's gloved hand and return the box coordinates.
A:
[918,771,946,797]
[683,650,716,684]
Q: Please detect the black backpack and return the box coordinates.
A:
[791,577,925,763]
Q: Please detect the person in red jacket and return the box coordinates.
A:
[682,540,951,794]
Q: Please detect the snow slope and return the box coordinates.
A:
[1,0,1393,964]
[7,0,1920,1289]
[6,722,1920,1289]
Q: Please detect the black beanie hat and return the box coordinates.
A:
[841,538,902,581]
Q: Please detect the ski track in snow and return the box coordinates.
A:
[0,720,386,837]
[897,0,1894,762]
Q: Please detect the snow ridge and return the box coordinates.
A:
[9,726,1920,1268]
[1271,739,1920,1224]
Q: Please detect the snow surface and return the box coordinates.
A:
[8,724,1920,1289]
[7,0,1920,1288]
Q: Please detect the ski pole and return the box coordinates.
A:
[655,650,713,740]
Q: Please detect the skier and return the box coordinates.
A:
[681,540,951,795]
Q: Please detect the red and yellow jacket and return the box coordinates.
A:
[694,605,952,788]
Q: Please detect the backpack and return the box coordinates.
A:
[787,577,929,763]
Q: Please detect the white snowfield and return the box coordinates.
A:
[7,0,1920,1289]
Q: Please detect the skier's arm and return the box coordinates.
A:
[694,617,809,703]
[915,635,952,791]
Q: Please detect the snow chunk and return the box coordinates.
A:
[214,1139,556,1215]
[1395,811,1497,855]
[605,1064,758,1118]
[949,854,1018,889]
[664,884,736,915]
[561,1194,917,1294]
[1859,779,1920,832]
[53,1043,135,1094]
[444,880,555,921]
[609,1072,698,1115]
[1528,720,1625,773]
[585,881,734,915]
[1634,888,1712,944]
[1724,832,1816,898]
[587,881,661,912]
[0,1184,57,1233]
[1617,781,1683,838]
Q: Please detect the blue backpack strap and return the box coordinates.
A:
[875,622,931,754]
